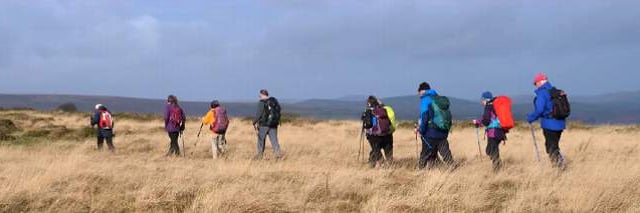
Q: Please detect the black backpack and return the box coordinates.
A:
[264,98,281,127]
[548,87,571,120]
[361,109,373,129]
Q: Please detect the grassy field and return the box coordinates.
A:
[1,109,639,212]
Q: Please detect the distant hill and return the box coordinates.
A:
[1,91,639,124]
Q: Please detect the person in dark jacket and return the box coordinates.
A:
[416,82,455,170]
[473,91,506,171]
[164,95,186,157]
[252,89,282,160]
[90,104,115,152]
[361,96,393,168]
[527,73,567,169]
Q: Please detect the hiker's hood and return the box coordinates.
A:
[420,89,438,98]
[535,81,553,93]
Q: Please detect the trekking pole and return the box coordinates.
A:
[191,123,204,156]
[529,124,543,170]
[474,126,483,161]
[180,132,186,158]
[357,127,364,162]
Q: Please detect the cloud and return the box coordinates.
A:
[1,0,639,101]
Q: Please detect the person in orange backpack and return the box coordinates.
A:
[201,100,229,159]
[473,91,506,171]
[90,104,115,152]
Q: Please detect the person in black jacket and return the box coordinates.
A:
[473,91,506,171]
[252,89,282,160]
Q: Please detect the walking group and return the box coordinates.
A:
[360,73,569,171]
[89,73,570,171]
[89,89,284,160]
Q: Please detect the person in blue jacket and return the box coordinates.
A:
[90,104,115,152]
[527,73,567,169]
[416,82,455,170]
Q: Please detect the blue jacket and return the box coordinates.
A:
[419,89,449,139]
[527,82,566,131]
[91,109,113,138]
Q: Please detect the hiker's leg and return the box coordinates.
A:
[438,139,456,166]
[418,137,432,169]
[487,138,502,171]
[97,136,104,150]
[211,136,218,159]
[543,129,562,167]
[368,136,383,168]
[216,134,225,154]
[255,127,268,159]
[169,132,180,156]
[106,136,115,152]
[267,128,282,156]
[382,134,394,162]
[425,138,440,169]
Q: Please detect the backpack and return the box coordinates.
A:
[98,110,113,129]
[383,105,398,134]
[493,96,515,130]
[264,98,281,127]
[361,109,373,129]
[428,95,452,131]
[548,87,571,120]
[370,106,391,136]
[169,106,183,128]
[212,107,229,134]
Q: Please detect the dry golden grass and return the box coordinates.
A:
[1,110,639,212]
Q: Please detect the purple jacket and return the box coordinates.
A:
[164,104,185,133]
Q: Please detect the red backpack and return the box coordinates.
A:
[493,96,515,130]
[370,107,391,136]
[98,110,113,129]
[211,107,229,134]
[169,106,183,128]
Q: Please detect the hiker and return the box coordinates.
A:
[201,100,229,159]
[361,96,393,168]
[473,91,507,171]
[90,104,115,152]
[164,95,186,157]
[416,82,456,169]
[252,89,282,160]
[527,73,568,169]
[377,98,397,163]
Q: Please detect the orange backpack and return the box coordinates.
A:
[493,96,515,130]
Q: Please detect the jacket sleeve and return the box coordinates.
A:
[91,112,99,126]
[419,105,432,135]
[527,92,547,123]
[202,110,213,125]
[253,102,264,125]
[481,105,492,126]
[164,106,170,128]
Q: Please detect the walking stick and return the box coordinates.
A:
[357,127,364,162]
[180,132,186,158]
[191,123,204,156]
[475,126,483,161]
[529,124,543,169]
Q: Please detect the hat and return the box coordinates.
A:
[210,100,220,108]
[481,91,493,100]
[533,72,548,85]
[259,89,269,96]
[418,82,431,91]
[95,104,103,110]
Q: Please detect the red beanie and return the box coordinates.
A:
[533,73,547,84]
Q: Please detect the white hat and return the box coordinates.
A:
[95,104,103,110]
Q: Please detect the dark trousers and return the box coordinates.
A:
[97,129,114,152]
[486,138,502,170]
[543,129,564,167]
[367,134,393,167]
[167,132,181,156]
[418,137,455,169]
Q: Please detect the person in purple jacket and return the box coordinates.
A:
[473,91,505,171]
[164,95,186,157]
[527,73,567,169]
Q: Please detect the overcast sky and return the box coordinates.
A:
[1,0,639,101]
